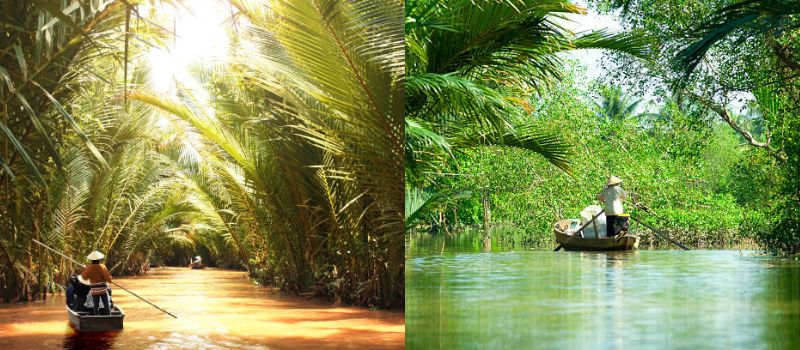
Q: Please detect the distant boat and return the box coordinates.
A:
[190,261,205,269]
[67,305,124,331]
[554,219,639,251]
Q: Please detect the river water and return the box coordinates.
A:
[406,235,800,349]
[0,267,403,349]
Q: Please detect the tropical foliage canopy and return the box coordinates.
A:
[0,0,404,308]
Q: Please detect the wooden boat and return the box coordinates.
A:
[554,219,639,251]
[67,305,124,331]
[190,262,205,269]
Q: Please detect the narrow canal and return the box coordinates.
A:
[0,267,404,349]
[406,235,800,349]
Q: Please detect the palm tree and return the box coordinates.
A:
[592,85,644,121]
[2,0,406,308]
[0,1,146,184]
[0,0,145,301]
[404,0,649,227]
[676,0,800,79]
[129,0,406,307]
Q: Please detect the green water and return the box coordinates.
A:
[406,234,800,349]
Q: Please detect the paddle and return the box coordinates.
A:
[32,239,179,318]
[629,205,690,250]
[554,209,604,251]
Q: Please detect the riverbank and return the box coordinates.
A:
[0,267,404,350]
[407,229,764,255]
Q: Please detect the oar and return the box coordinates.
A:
[32,239,178,318]
[554,209,604,251]
[631,203,692,250]
[629,215,690,251]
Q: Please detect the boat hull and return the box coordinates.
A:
[554,220,639,251]
[67,305,124,332]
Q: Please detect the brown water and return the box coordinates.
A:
[0,267,403,349]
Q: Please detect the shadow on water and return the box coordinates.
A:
[63,329,120,350]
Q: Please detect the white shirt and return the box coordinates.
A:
[599,186,627,215]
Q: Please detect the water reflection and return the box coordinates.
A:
[0,268,403,350]
[63,330,120,350]
[406,247,800,349]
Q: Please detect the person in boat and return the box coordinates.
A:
[65,277,75,310]
[65,272,94,312]
[81,250,113,315]
[191,255,204,269]
[597,176,629,238]
[75,275,93,312]
[83,286,114,312]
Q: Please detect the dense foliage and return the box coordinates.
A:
[404,0,648,237]
[1,0,404,308]
[425,69,779,248]
[591,0,800,255]
[0,0,150,302]
[407,0,799,256]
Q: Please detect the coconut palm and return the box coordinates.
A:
[676,0,800,79]
[404,0,649,228]
[1,79,209,301]
[0,1,153,183]
[1,0,406,309]
[592,85,644,121]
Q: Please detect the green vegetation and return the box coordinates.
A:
[425,69,778,248]
[1,0,403,308]
[404,0,647,230]
[595,0,800,255]
[406,0,800,256]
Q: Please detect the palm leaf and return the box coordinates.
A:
[405,187,472,229]
[675,0,800,80]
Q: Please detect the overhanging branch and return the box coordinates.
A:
[686,91,787,162]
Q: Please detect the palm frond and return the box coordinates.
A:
[572,29,651,59]
[467,125,574,174]
[405,187,472,229]
[675,0,800,81]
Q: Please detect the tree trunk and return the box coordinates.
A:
[686,91,786,162]
[482,192,491,252]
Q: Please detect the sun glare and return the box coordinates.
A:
[142,0,237,149]
[145,0,232,94]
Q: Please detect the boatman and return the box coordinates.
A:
[81,250,113,315]
[597,176,629,237]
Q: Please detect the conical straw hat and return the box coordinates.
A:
[86,250,104,260]
[607,176,623,186]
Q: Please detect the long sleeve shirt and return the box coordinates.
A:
[598,186,627,216]
[82,264,112,284]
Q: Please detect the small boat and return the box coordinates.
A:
[67,305,125,331]
[554,219,639,251]
[190,255,205,269]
